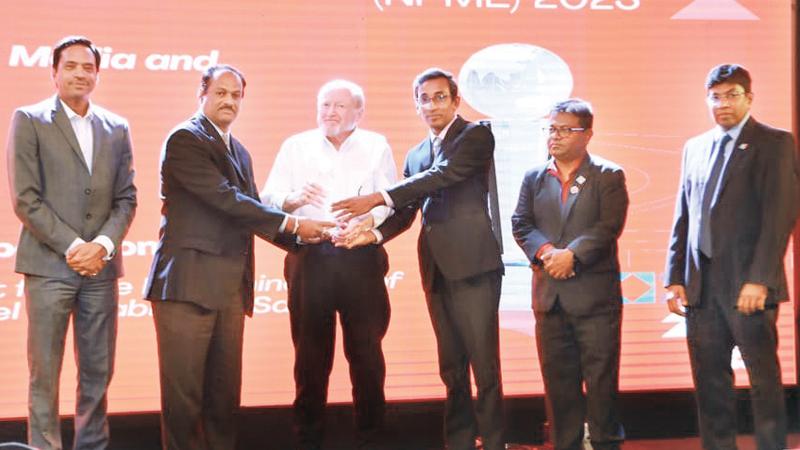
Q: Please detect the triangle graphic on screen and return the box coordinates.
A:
[671,0,759,21]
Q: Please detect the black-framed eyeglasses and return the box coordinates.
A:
[543,126,587,137]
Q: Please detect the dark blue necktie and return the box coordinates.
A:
[699,133,732,258]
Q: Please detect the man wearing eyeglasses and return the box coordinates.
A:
[331,68,505,450]
[511,98,628,450]
[665,64,798,450]
[260,79,397,450]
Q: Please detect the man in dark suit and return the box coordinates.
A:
[143,64,331,450]
[7,35,137,450]
[512,99,628,450]
[332,68,505,450]
[665,64,799,450]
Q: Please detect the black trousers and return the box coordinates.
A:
[535,301,624,450]
[152,295,245,450]
[426,266,505,450]
[284,242,391,448]
[686,256,786,450]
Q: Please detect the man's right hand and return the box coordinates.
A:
[294,217,336,242]
[282,182,326,212]
[665,284,688,317]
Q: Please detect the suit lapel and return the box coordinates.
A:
[230,138,254,194]
[90,113,105,175]
[558,156,591,236]
[438,116,467,162]
[716,117,755,199]
[199,115,247,186]
[51,98,90,173]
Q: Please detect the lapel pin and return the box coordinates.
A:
[569,186,580,195]
[738,143,749,150]
[576,175,586,185]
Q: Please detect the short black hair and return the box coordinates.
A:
[52,35,101,71]
[413,67,458,100]
[199,64,247,97]
[705,64,752,93]
[550,98,594,129]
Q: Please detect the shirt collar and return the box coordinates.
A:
[546,154,589,180]
[60,99,93,120]
[715,111,750,143]
[429,115,458,142]
[201,113,231,146]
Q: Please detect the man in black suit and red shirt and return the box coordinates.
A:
[665,64,799,450]
[512,99,628,450]
[332,68,505,450]
[144,64,331,450]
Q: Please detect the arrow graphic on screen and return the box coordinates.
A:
[672,0,759,21]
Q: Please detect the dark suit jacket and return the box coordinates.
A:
[511,155,628,316]
[665,117,799,306]
[377,116,503,290]
[7,96,137,280]
[144,115,287,315]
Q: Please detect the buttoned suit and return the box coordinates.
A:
[512,154,628,450]
[665,116,799,450]
[144,114,288,450]
[378,116,505,450]
[7,95,137,450]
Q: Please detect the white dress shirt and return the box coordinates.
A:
[262,127,397,232]
[60,100,115,259]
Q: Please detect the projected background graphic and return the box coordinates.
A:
[0,0,795,418]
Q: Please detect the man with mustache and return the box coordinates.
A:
[512,99,628,450]
[144,64,332,450]
[261,79,397,450]
[7,35,137,450]
[665,64,799,450]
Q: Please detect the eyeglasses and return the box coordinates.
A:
[707,91,747,104]
[543,126,587,137]
[417,93,450,107]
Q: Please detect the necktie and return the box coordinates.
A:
[698,133,732,258]
[432,136,442,159]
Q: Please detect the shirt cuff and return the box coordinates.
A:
[380,190,394,208]
[535,243,555,261]
[92,235,115,261]
[279,215,290,233]
[65,237,86,257]
[371,229,383,244]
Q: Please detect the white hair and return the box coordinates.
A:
[317,79,365,109]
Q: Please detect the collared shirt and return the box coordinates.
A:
[61,99,94,173]
[263,128,397,232]
[202,113,231,150]
[708,112,750,203]
[200,113,290,232]
[545,154,587,204]
[533,154,589,261]
[60,99,114,259]
[380,114,459,211]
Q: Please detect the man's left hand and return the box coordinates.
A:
[67,242,108,277]
[736,283,768,315]
[331,192,384,219]
[542,248,575,280]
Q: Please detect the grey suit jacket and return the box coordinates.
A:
[144,115,288,316]
[665,117,799,306]
[512,155,628,316]
[7,95,137,280]
[377,116,503,290]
